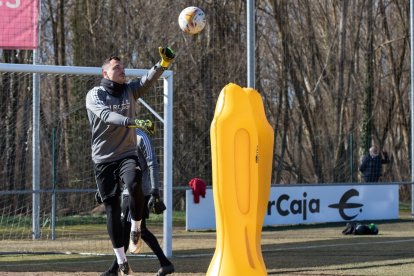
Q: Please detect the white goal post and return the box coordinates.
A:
[0,62,174,257]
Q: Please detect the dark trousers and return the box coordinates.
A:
[107,195,171,270]
[94,156,144,248]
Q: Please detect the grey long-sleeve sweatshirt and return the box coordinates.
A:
[85,62,164,164]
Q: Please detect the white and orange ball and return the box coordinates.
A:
[178,6,206,35]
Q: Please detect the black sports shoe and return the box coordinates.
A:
[100,269,118,276]
[129,230,143,254]
[157,264,175,276]
[119,261,131,276]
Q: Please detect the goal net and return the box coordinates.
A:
[0,63,173,256]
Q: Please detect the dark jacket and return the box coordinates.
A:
[359,152,389,182]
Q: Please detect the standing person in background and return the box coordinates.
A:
[359,144,390,182]
[86,47,175,275]
[100,122,174,276]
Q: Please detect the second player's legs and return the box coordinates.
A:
[140,196,172,268]
[119,157,145,254]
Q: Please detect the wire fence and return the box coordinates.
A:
[0,65,413,255]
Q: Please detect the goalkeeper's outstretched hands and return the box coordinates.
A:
[159,46,175,68]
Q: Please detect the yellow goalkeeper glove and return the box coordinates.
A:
[159,46,175,68]
[130,119,155,135]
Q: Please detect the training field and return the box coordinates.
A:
[0,215,413,275]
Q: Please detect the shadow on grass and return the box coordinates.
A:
[262,218,413,232]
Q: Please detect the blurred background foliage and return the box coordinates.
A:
[0,0,411,204]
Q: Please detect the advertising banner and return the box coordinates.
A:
[186,189,216,231]
[186,185,399,230]
[0,0,39,49]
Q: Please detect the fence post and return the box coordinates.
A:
[32,67,40,240]
[52,128,56,240]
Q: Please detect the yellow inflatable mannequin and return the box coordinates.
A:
[207,83,274,276]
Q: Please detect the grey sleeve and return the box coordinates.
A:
[129,62,165,100]
[86,87,130,126]
[141,134,160,190]
[147,146,160,190]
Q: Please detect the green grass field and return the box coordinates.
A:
[0,211,413,275]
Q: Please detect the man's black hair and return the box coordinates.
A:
[102,56,121,68]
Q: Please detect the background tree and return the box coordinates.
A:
[360,0,375,162]
[0,0,411,208]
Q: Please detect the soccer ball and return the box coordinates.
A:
[178,6,206,35]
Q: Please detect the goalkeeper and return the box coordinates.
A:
[86,47,175,275]
[100,121,174,276]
